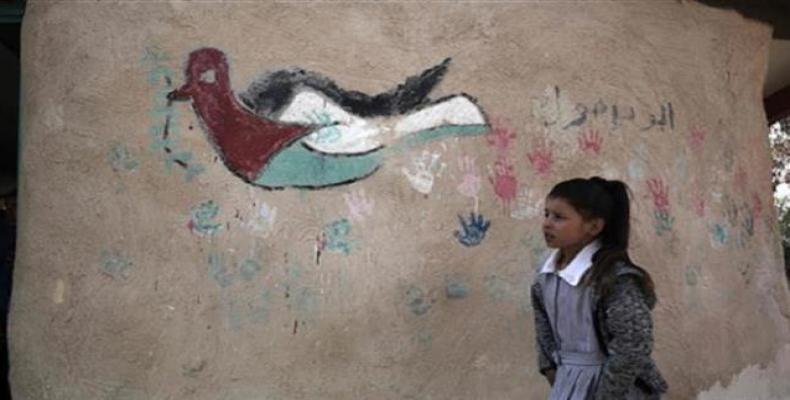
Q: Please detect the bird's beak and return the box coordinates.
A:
[167,84,193,101]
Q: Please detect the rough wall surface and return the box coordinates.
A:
[9,1,790,399]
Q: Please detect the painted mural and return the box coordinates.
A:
[138,40,769,376]
[13,3,790,400]
[168,48,490,189]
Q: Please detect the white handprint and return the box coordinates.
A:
[510,187,543,220]
[246,202,277,233]
[344,188,375,221]
[402,151,445,195]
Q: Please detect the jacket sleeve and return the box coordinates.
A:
[594,276,654,400]
[530,281,557,375]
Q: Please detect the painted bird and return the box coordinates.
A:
[167,48,311,185]
[168,48,489,189]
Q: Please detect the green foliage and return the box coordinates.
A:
[770,118,790,280]
[770,120,790,188]
[777,199,790,270]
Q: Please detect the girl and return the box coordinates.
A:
[531,177,668,400]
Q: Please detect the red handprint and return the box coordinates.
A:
[486,118,517,157]
[647,178,670,214]
[578,129,603,155]
[489,159,517,208]
[527,142,553,176]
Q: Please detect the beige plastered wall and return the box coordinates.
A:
[9,1,790,399]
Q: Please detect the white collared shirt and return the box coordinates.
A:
[538,240,602,286]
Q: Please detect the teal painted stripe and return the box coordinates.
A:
[256,123,488,189]
[393,124,489,151]
[255,142,382,188]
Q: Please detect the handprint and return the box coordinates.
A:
[189,200,222,235]
[454,212,491,247]
[402,150,445,195]
[405,285,436,316]
[688,126,706,152]
[511,187,544,220]
[489,159,517,208]
[527,142,553,176]
[108,144,139,172]
[344,188,375,221]
[486,118,517,157]
[647,178,673,235]
[578,129,603,155]
[246,202,277,232]
[653,209,674,236]
[322,218,354,255]
[456,155,481,199]
[647,178,670,214]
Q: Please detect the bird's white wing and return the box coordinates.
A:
[394,95,486,137]
[276,90,383,154]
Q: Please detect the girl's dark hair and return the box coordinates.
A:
[548,176,656,303]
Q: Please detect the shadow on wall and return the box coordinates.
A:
[0,2,22,398]
[0,193,13,400]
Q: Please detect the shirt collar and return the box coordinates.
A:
[539,240,602,286]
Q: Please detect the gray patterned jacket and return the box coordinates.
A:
[531,262,668,399]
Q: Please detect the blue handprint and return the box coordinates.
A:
[190,200,222,235]
[454,212,491,247]
[323,218,354,255]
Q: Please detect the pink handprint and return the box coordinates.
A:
[647,178,670,214]
[456,155,481,199]
[688,126,706,152]
[489,159,517,208]
[527,142,553,176]
[648,178,673,235]
[578,129,603,155]
[344,188,375,221]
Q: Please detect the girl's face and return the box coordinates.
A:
[542,196,603,251]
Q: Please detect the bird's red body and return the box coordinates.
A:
[168,48,310,181]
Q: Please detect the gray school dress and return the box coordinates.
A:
[537,267,657,400]
[538,272,605,400]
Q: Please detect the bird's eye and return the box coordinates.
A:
[199,69,216,83]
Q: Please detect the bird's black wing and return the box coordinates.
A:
[240,58,452,118]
